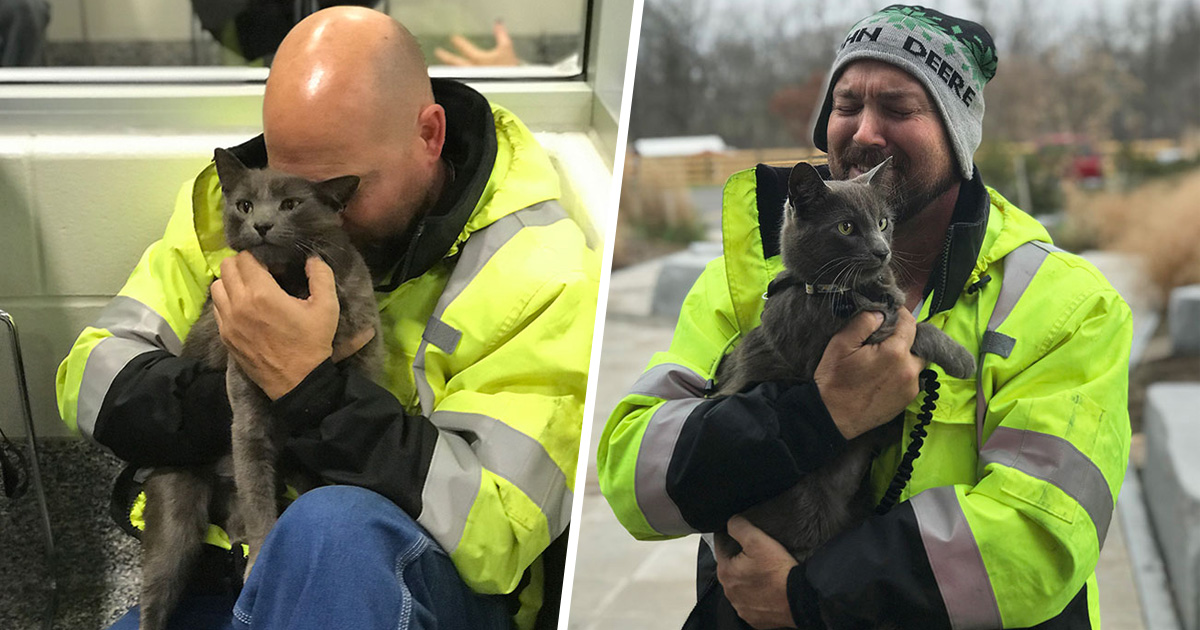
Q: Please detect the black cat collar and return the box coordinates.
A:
[763,275,849,300]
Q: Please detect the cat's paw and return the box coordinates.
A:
[863,327,890,345]
[937,347,977,379]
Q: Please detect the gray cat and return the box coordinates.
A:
[713,159,974,563]
[137,148,383,630]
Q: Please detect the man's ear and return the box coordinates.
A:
[416,103,447,163]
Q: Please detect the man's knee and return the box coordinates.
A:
[272,485,425,549]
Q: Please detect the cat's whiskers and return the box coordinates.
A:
[811,255,853,285]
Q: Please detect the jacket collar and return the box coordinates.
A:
[224,78,498,292]
[751,162,989,319]
[920,166,989,318]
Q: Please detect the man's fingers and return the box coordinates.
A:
[305,257,337,306]
[332,327,376,363]
[234,251,273,284]
[726,515,753,547]
[449,34,485,60]
[889,306,917,347]
[211,279,230,320]
[727,515,771,555]
[835,310,884,348]
[218,257,241,300]
[493,21,512,47]
[434,47,470,66]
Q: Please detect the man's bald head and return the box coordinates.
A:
[261,7,449,244]
[265,7,432,147]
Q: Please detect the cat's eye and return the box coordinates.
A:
[837,222,854,235]
[236,200,252,214]
[280,199,299,212]
[878,217,889,230]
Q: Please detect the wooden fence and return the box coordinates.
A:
[627,148,828,189]
[626,138,1194,190]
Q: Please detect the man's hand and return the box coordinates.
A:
[717,516,799,629]
[211,254,338,400]
[814,309,923,439]
[332,326,376,363]
[434,21,522,67]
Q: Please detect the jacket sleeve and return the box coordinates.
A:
[55,174,233,466]
[275,238,597,598]
[597,258,848,539]
[792,277,1133,629]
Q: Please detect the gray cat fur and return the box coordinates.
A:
[138,149,383,630]
[713,159,974,565]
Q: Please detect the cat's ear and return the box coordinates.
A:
[213,148,247,192]
[315,175,361,210]
[857,156,893,187]
[787,162,828,213]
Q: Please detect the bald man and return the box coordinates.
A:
[57,7,597,630]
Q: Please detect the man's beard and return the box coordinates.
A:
[829,145,959,225]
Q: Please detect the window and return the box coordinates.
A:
[6,0,586,79]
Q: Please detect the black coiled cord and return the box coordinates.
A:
[875,368,940,515]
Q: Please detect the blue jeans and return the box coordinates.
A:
[109,485,512,630]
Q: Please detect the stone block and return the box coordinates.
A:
[32,146,210,297]
[651,241,722,321]
[1169,284,1200,356]
[1141,383,1200,630]
[0,138,41,296]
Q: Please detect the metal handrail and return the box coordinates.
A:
[0,309,57,630]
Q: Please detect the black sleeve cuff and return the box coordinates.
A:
[665,380,850,531]
[787,563,824,629]
[269,359,346,431]
[773,382,847,472]
[94,351,232,466]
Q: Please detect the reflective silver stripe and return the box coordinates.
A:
[76,337,158,438]
[416,432,483,554]
[627,362,708,400]
[635,398,706,535]
[911,486,1003,630]
[438,201,568,310]
[412,201,568,415]
[422,316,462,355]
[430,410,572,538]
[76,297,185,438]
[976,241,1053,449]
[94,295,183,355]
[987,242,1053,333]
[981,426,1114,543]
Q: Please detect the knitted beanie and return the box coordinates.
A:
[812,5,999,180]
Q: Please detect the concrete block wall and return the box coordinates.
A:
[1169,284,1200,356]
[1142,383,1200,630]
[0,113,608,441]
[0,134,241,439]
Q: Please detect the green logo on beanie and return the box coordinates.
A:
[858,5,998,92]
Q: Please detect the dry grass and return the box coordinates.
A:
[1062,168,1200,291]
[612,160,706,270]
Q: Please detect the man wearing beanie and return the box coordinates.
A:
[598,5,1131,629]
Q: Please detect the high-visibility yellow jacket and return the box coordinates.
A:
[598,164,1131,629]
[56,80,599,630]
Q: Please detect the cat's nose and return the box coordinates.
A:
[873,251,889,263]
[254,223,271,238]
